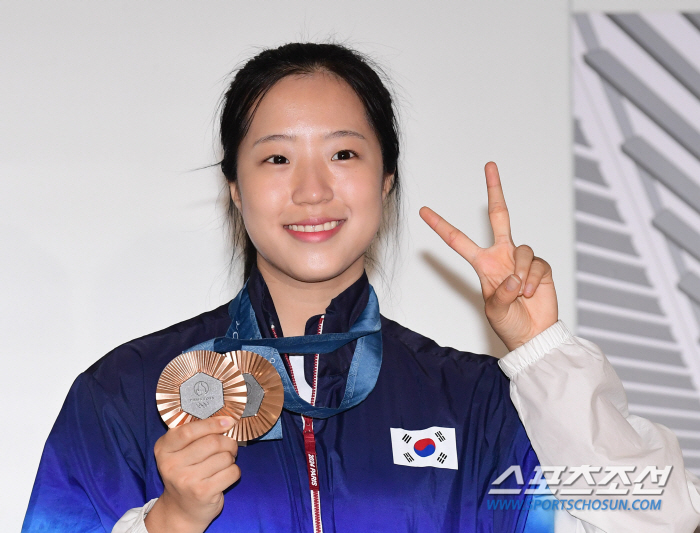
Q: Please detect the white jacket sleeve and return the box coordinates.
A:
[111,498,157,533]
[499,321,700,533]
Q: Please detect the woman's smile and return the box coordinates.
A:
[283,218,345,242]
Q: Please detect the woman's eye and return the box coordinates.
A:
[331,150,356,161]
[264,155,289,164]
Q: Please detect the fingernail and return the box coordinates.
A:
[219,417,234,428]
[506,275,519,292]
[524,283,534,296]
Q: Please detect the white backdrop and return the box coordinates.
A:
[0,0,648,528]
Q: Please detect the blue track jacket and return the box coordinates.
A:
[23,267,541,532]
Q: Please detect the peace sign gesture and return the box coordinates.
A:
[420,162,558,352]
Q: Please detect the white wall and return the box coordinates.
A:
[1,1,574,528]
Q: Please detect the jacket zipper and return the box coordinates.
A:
[271,317,325,533]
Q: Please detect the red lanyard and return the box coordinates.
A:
[271,317,325,533]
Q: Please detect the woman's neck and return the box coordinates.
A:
[256,256,365,337]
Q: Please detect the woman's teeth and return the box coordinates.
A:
[287,220,340,233]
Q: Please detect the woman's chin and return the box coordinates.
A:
[259,254,365,286]
[289,263,362,284]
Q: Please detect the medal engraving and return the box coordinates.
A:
[180,372,225,419]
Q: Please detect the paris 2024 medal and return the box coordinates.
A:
[223,350,284,441]
[156,350,247,439]
[156,349,284,441]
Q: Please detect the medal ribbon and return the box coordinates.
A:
[185,281,383,440]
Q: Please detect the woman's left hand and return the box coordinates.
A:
[420,161,558,351]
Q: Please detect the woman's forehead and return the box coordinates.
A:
[246,73,373,139]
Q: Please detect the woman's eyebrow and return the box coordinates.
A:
[253,133,295,147]
[324,130,366,141]
[253,130,366,147]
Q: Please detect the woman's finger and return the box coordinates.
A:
[180,433,239,467]
[522,257,552,298]
[484,274,521,325]
[163,417,236,453]
[513,245,535,295]
[191,451,236,480]
[205,463,242,493]
[484,162,512,245]
[419,206,480,264]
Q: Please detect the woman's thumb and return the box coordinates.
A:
[484,275,520,324]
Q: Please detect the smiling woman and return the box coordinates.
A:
[218,44,400,288]
[231,72,393,336]
[22,42,700,533]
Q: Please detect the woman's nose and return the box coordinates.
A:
[290,158,334,205]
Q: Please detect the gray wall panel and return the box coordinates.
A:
[578,280,663,314]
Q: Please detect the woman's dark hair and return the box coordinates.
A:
[219,42,401,281]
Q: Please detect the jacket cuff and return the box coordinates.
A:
[498,320,573,379]
[111,498,158,533]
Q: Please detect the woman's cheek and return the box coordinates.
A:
[360,184,385,235]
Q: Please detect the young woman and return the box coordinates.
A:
[23,43,700,533]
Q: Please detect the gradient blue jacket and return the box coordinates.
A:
[23,267,541,532]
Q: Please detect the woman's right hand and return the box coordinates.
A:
[144,416,240,533]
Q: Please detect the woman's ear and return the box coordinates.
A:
[230,181,242,210]
[382,172,395,202]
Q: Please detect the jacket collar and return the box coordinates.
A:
[247,263,370,339]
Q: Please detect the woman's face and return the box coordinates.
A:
[233,72,392,285]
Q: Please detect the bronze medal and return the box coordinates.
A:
[223,350,284,441]
[156,350,247,438]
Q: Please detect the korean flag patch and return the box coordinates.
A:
[390,427,458,470]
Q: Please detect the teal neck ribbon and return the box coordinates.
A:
[184,282,383,440]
